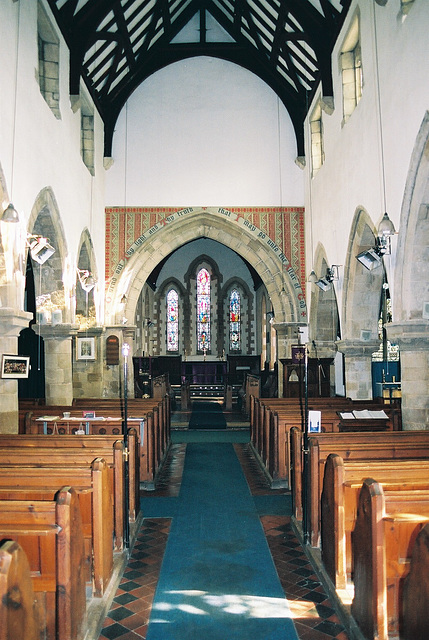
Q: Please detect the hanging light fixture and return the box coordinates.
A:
[1,203,19,223]
[308,270,318,283]
[373,4,397,253]
[3,3,21,225]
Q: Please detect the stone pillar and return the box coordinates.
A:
[38,324,78,405]
[73,327,105,398]
[387,321,429,431]
[336,339,380,400]
[0,309,33,433]
[122,326,137,398]
[273,322,306,397]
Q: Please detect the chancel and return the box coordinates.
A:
[1,2,429,640]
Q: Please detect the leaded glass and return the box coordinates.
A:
[230,289,240,351]
[197,268,210,351]
[167,289,179,351]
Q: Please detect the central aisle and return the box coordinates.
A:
[145,443,299,640]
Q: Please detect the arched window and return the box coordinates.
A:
[197,268,210,351]
[166,289,179,351]
[229,289,241,351]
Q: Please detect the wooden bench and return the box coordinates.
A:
[0,442,126,553]
[351,479,429,640]
[0,430,140,528]
[401,522,429,640]
[20,396,171,486]
[290,429,429,546]
[0,540,40,640]
[0,458,112,598]
[0,487,86,640]
[320,453,429,589]
[250,396,399,487]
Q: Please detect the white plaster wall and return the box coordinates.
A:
[105,57,304,207]
[0,0,106,310]
[304,0,429,325]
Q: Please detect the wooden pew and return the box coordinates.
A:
[320,453,429,589]
[0,429,140,528]
[0,487,86,640]
[351,479,429,640]
[250,395,399,487]
[0,458,112,598]
[0,442,126,553]
[0,540,40,640]
[290,429,429,546]
[21,395,171,486]
[402,522,429,640]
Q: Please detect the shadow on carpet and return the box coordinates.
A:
[146,443,299,640]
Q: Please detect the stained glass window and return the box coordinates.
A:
[229,289,240,351]
[167,289,179,351]
[197,268,210,351]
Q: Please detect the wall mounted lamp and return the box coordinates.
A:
[314,265,340,291]
[77,268,96,292]
[27,234,56,265]
[356,212,396,270]
[356,247,383,270]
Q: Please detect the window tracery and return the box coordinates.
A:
[197,268,210,351]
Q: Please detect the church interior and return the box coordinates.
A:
[0,1,429,639]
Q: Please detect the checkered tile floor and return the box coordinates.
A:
[98,441,351,640]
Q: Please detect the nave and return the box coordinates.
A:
[96,403,351,640]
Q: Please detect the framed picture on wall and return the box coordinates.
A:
[1,354,30,379]
[77,337,96,360]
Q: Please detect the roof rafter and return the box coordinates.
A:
[47,0,352,157]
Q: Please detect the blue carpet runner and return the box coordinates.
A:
[145,443,299,639]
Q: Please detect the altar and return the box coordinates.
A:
[182,360,227,385]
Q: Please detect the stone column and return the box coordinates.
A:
[336,339,380,400]
[122,326,137,398]
[387,321,429,431]
[273,322,306,397]
[38,323,79,405]
[73,327,105,398]
[0,308,33,433]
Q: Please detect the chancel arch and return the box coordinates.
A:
[106,209,306,344]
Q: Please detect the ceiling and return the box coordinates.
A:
[47,0,352,157]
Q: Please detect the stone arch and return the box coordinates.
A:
[395,111,429,322]
[106,208,305,328]
[0,163,24,309]
[29,187,67,323]
[342,208,384,342]
[76,228,98,329]
[309,244,340,356]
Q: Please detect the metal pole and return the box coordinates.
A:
[302,342,310,545]
[122,342,130,549]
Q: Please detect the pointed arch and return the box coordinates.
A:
[106,208,306,328]
[342,208,384,341]
[395,111,429,322]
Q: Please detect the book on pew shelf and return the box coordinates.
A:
[352,409,389,419]
[339,412,355,419]
[38,415,60,421]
